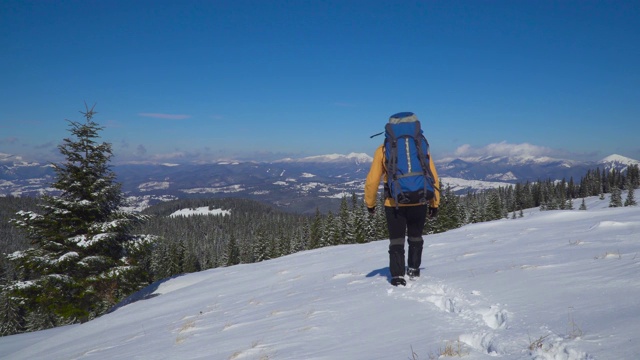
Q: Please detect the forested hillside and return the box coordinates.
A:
[133,195,388,283]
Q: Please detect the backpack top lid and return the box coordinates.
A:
[389,112,418,124]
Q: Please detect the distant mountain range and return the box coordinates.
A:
[1,152,638,214]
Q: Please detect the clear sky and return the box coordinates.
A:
[1,0,639,164]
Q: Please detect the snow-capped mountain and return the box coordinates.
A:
[598,154,640,171]
[275,152,373,164]
[0,153,36,167]
[1,152,638,213]
[439,153,577,167]
[437,154,587,183]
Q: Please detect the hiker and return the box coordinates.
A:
[364,112,440,286]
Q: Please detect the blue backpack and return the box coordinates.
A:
[383,112,436,207]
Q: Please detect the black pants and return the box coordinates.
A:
[385,205,428,277]
[385,205,428,243]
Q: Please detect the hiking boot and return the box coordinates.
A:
[407,267,420,279]
[390,276,407,286]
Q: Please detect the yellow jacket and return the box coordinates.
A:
[364,144,440,209]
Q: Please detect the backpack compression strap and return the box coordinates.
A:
[384,123,401,207]
[412,122,436,202]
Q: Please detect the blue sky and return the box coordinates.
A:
[1,0,639,164]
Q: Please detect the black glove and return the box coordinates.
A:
[428,207,438,218]
[367,207,376,215]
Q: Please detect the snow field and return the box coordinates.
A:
[1,194,639,359]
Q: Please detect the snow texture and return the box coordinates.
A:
[1,195,639,359]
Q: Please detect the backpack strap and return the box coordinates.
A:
[415,122,440,201]
[384,123,401,208]
[412,122,435,202]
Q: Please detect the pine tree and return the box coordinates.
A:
[624,180,637,206]
[430,184,464,233]
[566,197,574,210]
[338,196,352,244]
[4,105,155,329]
[150,239,173,279]
[628,164,639,188]
[467,198,484,223]
[319,211,336,247]
[252,228,270,262]
[364,204,379,242]
[309,208,323,249]
[579,198,587,210]
[486,191,503,220]
[375,193,389,239]
[225,234,241,266]
[0,291,24,336]
[609,187,623,207]
[350,194,366,244]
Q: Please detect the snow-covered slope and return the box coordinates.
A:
[2,195,639,359]
[440,177,511,192]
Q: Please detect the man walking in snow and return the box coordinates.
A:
[364,112,440,286]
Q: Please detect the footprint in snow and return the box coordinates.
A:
[480,305,509,330]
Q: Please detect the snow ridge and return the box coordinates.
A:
[599,154,639,167]
[275,152,373,164]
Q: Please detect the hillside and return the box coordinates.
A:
[1,195,638,359]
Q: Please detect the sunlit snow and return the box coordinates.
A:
[1,195,639,359]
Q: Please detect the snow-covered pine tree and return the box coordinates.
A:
[624,180,637,206]
[628,164,640,188]
[430,184,464,233]
[308,208,322,249]
[320,211,337,247]
[363,204,379,242]
[338,196,352,244]
[251,228,269,262]
[0,291,24,336]
[486,190,503,220]
[4,105,155,329]
[225,234,241,266]
[566,197,574,210]
[373,193,388,239]
[579,198,587,210]
[467,198,484,224]
[289,221,308,254]
[609,186,623,207]
[350,194,367,244]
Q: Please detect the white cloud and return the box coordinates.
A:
[454,141,554,158]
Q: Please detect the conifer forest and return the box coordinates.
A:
[0,108,638,336]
